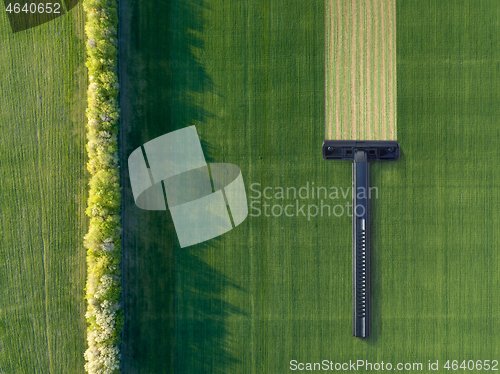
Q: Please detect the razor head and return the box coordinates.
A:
[322,140,400,161]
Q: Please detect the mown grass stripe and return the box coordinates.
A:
[342,0,350,140]
[389,0,396,139]
[325,0,332,139]
[380,0,387,140]
[350,0,357,140]
[358,1,366,140]
[334,0,341,140]
[374,0,380,140]
[325,0,396,140]
[365,0,373,141]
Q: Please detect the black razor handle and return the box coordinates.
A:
[352,150,370,338]
[322,140,400,338]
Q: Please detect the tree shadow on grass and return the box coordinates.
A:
[176,238,245,373]
[119,0,242,372]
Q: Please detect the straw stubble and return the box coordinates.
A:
[325,0,396,140]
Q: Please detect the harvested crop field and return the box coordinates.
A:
[325,0,396,141]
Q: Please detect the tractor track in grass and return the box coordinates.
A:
[118,0,176,372]
[118,1,137,373]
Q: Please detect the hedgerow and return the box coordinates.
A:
[82,0,122,373]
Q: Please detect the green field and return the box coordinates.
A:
[0,5,87,374]
[119,0,500,373]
